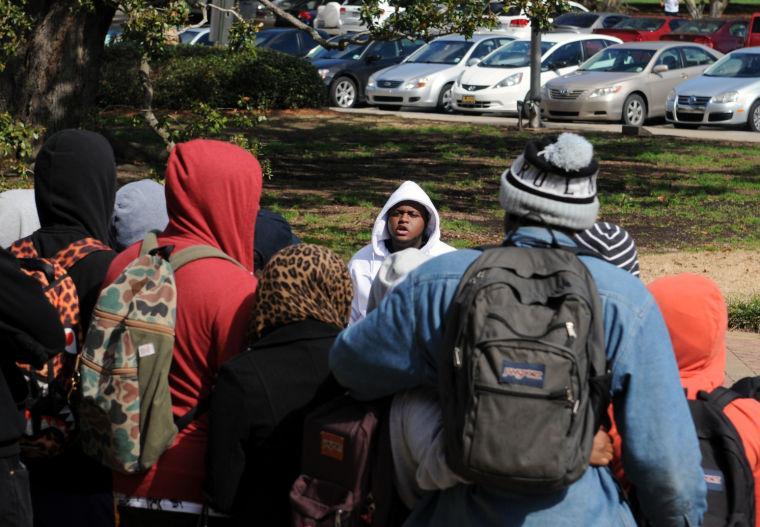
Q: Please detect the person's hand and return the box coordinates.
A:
[589,429,613,466]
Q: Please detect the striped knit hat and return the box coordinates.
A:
[573,222,640,277]
[500,133,599,230]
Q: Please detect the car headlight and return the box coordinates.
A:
[455,72,465,86]
[588,85,622,98]
[494,72,523,88]
[367,76,377,89]
[666,89,676,104]
[403,77,429,90]
[711,91,738,104]
[317,68,332,80]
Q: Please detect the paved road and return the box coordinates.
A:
[333,107,760,143]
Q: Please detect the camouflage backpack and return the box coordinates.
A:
[9,236,111,459]
[78,232,245,474]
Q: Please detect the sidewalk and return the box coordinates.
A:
[333,107,760,144]
[726,331,760,384]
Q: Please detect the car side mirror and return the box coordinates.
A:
[652,64,669,74]
[366,54,382,63]
[467,58,481,67]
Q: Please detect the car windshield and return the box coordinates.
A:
[179,29,204,44]
[255,31,286,46]
[307,36,369,60]
[405,40,474,64]
[704,52,760,77]
[554,13,598,27]
[579,47,655,72]
[613,17,665,31]
[674,20,723,34]
[479,40,554,68]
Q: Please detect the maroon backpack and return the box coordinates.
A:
[290,395,404,527]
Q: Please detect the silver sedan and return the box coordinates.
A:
[666,47,760,131]
[542,42,721,126]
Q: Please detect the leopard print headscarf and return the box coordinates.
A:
[250,244,353,341]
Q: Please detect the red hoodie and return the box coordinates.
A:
[104,140,262,503]
[648,274,760,526]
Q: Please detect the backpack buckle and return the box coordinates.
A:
[149,245,175,261]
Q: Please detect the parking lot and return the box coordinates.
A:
[334,106,760,142]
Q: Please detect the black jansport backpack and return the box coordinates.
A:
[689,387,754,527]
[731,376,760,401]
[439,244,610,494]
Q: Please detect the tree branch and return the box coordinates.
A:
[138,55,174,152]
[254,0,373,48]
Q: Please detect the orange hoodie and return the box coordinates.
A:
[648,274,760,527]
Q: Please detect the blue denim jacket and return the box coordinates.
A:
[330,227,706,527]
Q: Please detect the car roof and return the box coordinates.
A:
[258,28,297,33]
[514,32,620,43]
[732,46,760,53]
[432,32,514,42]
[610,41,701,50]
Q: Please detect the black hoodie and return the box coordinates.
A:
[29,129,117,330]
[0,249,64,458]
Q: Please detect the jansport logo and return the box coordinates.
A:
[500,361,545,388]
[320,431,345,461]
[703,469,725,491]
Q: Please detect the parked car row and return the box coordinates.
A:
[358,30,760,131]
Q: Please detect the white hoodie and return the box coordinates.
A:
[348,181,455,324]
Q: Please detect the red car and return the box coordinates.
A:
[746,12,760,47]
[660,18,748,54]
[594,16,686,42]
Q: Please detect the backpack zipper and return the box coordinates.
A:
[94,309,174,336]
[80,355,137,375]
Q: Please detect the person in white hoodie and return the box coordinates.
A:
[348,181,455,324]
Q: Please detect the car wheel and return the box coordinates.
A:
[378,105,402,111]
[330,77,358,108]
[437,83,454,113]
[748,100,760,132]
[622,94,646,127]
[673,123,700,130]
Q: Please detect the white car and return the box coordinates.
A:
[365,32,516,112]
[315,0,396,34]
[488,1,589,38]
[452,33,621,114]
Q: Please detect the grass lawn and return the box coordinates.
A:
[249,111,760,260]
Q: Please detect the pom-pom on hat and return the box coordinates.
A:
[500,133,599,230]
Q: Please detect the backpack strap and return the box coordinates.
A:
[170,246,246,272]
[52,238,111,270]
[700,386,743,412]
[139,231,161,257]
[174,397,210,432]
[9,237,38,259]
[139,232,246,271]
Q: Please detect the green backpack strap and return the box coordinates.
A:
[169,245,246,271]
[139,231,161,257]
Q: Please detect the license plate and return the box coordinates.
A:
[462,95,476,104]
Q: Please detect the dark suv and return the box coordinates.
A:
[309,34,425,108]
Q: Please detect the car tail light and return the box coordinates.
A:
[340,7,346,13]
[510,19,530,27]
[634,34,644,41]
[298,10,313,21]
[694,36,714,47]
